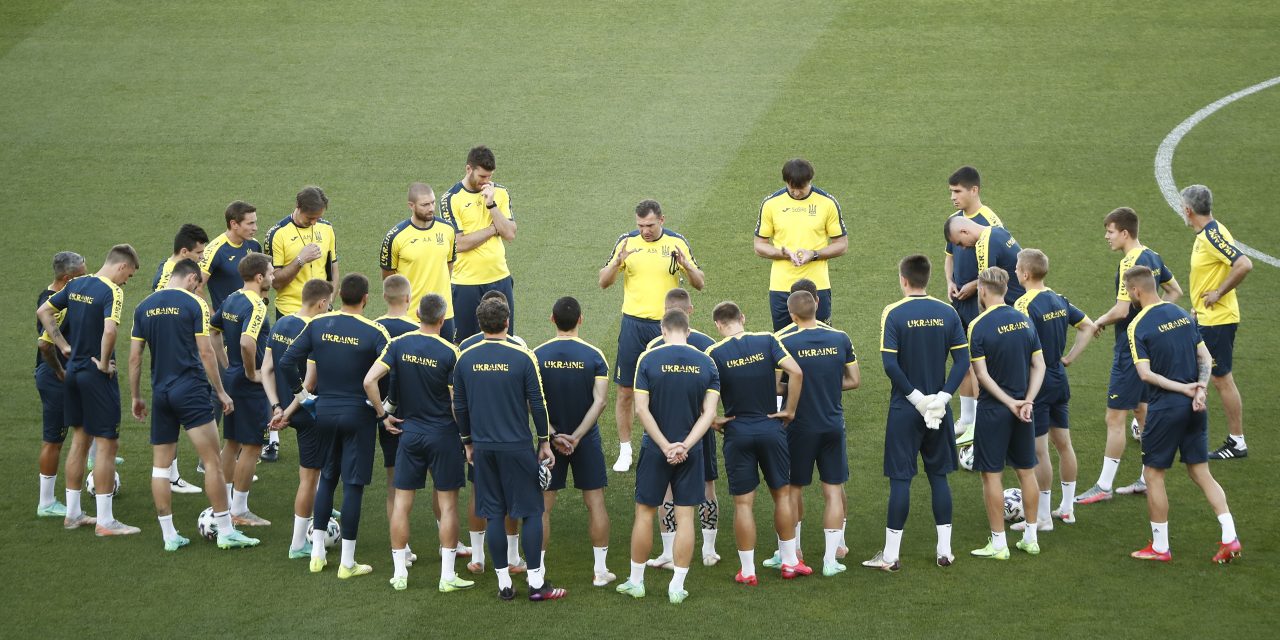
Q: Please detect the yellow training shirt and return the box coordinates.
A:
[755,186,846,291]
[439,182,513,286]
[380,218,457,320]
[1190,219,1243,326]
[605,228,698,320]
[264,215,338,315]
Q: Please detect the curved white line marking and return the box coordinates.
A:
[1155,75,1280,268]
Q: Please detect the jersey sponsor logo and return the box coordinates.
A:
[997,321,1031,335]
[906,318,945,328]
[402,353,439,367]
[723,352,765,368]
[1157,316,1191,333]
[796,346,840,358]
[145,306,181,317]
[542,360,586,369]
[321,333,360,346]
[472,362,509,372]
[660,364,701,374]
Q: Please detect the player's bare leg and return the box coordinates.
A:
[188,422,254,548]
[1013,467,1040,554]
[971,471,1009,558]
[61,427,93,528]
[669,505,695,602]
[92,436,137,535]
[700,480,719,565]
[433,489,471,558]
[649,486,675,567]
[150,443,183,549]
[619,503,657,597]
[431,489,472,590]
[230,443,267,526]
[289,466,320,557]
[613,386,635,471]
[820,482,844,572]
[733,491,759,584]
[1049,428,1078,520]
[1185,463,1241,562]
[466,491,487,573]
[1209,373,1247,459]
[582,488,614,584]
[770,485,808,576]
[1116,404,1150,494]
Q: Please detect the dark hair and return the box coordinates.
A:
[782,158,815,189]
[238,252,271,281]
[173,224,209,254]
[418,294,447,325]
[712,301,743,325]
[170,258,201,282]
[1104,207,1139,239]
[106,244,141,269]
[786,291,817,320]
[948,166,981,188]
[301,279,335,306]
[467,146,496,171]
[225,200,257,226]
[551,296,582,331]
[476,298,509,334]
[480,289,508,304]
[943,215,962,242]
[339,273,369,306]
[788,278,818,299]
[296,186,329,215]
[899,254,931,288]
[661,308,690,333]
[664,287,692,312]
[635,199,662,218]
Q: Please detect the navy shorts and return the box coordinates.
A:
[451,276,515,343]
[973,404,1037,472]
[722,420,790,496]
[548,430,608,491]
[222,373,269,446]
[64,364,120,438]
[613,314,661,387]
[883,403,957,479]
[1032,398,1070,437]
[1200,323,1236,377]
[150,378,215,445]
[788,426,848,486]
[472,447,544,519]
[1141,404,1209,469]
[379,424,400,468]
[394,427,466,491]
[951,296,981,331]
[770,289,833,332]
[701,430,719,481]
[315,402,377,486]
[292,411,325,470]
[635,444,705,507]
[35,368,68,444]
[1108,348,1147,410]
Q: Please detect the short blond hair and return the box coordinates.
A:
[382,274,411,302]
[1017,248,1049,280]
[978,267,1009,296]
[106,244,140,269]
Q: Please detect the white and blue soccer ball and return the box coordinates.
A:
[958,445,975,472]
[307,517,341,548]
[197,507,219,541]
[86,471,120,497]
[538,458,553,491]
[1003,488,1024,522]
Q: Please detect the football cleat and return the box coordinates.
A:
[467,561,485,574]
[389,576,408,591]
[1212,539,1242,564]
[64,513,97,530]
[761,551,783,569]
[259,441,280,463]
[668,589,689,604]
[1131,541,1172,562]
[835,545,849,560]
[406,549,417,567]
[232,511,271,527]
[507,560,527,575]
[781,561,813,579]
[1015,539,1041,555]
[96,521,142,537]
[1010,519,1053,532]
[528,582,567,601]
[822,561,847,576]
[1075,484,1113,505]
[936,553,955,567]
[439,575,475,592]
[163,534,191,552]
[337,563,373,579]
[498,586,516,601]
[455,542,472,557]
[1052,509,1076,524]
[593,570,617,587]
[195,461,204,474]
[616,580,646,598]
[170,478,202,494]
[734,571,758,586]
[702,552,720,567]
[37,501,68,518]
[218,529,261,550]
[645,555,674,570]
[861,551,901,572]
[288,542,313,560]
[970,538,1010,560]
[309,556,327,572]
[954,423,976,446]
[1208,439,1247,460]
[1116,479,1147,495]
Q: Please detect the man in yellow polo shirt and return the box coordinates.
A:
[439,146,516,342]
[754,158,847,332]
[381,182,458,340]
[265,186,339,319]
[600,199,705,472]
[1180,184,1254,460]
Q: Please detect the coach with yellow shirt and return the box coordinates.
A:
[265,186,339,318]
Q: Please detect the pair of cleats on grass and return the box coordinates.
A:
[1131,538,1242,564]
[616,580,687,604]
[389,574,476,593]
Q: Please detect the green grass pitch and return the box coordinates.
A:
[1,1,1277,637]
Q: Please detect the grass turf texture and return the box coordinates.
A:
[2,1,1277,636]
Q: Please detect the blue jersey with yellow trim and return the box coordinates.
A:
[633,343,719,453]
[266,313,309,408]
[377,331,459,434]
[453,339,549,450]
[779,326,856,431]
[1113,246,1174,351]
[36,288,70,373]
[706,332,792,426]
[1014,288,1086,374]
[131,288,210,392]
[946,206,1003,287]
[1128,301,1202,411]
[968,304,1042,402]
[198,233,262,312]
[879,295,968,406]
[210,289,270,374]
[43,275,123,369]
[975,226,1025,303]
[279,311,389,408]
[534,336,609,437]
[646,329,716,352]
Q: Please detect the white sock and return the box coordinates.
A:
[406,543,414,560]
[776,396,784,412]
[470,531,486,566]
[991,530,1007,550]
[936,524,953,557]
[779,538,798,566]
[619,442,632,458]
[169,458,180,482]
[884,528,903,563]
[629,560,646,584]
[96,493,113,524]
[659,531,675,559]
[1218,513,1237,544]
[341,538,357,568]
[1098,457,1120,491]
[88,439,98,460]
[701,530,717,556]
[794,522,802,556]
[1138,470,1146,484]
[39,474,57,507]
[158,514,178,542]
[1229,434,1246,449]
[1059,482,1077,512]
[310,528,326,558]
[527,565,545,589]
[670,566,689,593]
[593,546,609,574]
[1151,521,1169,553]
[738,549,756,577]
[232,490,249,515]
[1023,520,1038,544]
[1038,490,1051,523]
[66,488,82,519]
[269,430,280,445]
[496,566,512,590]
[960,396,977,425]
[823,528,841,565]
[506,534,521,565]
[291,515,310,551]
[216,511,235,540]
[840,518,847,547]
[225,482,234,506]
[392,548,408,578]
[539,550,546,573]
[441,546,458,580]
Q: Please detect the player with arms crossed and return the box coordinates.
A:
[967,268,1045,559]
[864,255,969,571]
[34,251,86,518]
[616,308,720,604]
[381,182,458,339]
[754,158,847,331]
[38,244,140,535]
[1010,249,1097,531]
[600,199,705,473]
[1078,207,1181,504]
[128,259,259,550]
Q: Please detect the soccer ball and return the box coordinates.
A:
[1003,488,1024,522]
[538,458,552,491]
[197,507,219,541]
[958,445,975,471]
[307,517,341,548]
[86,471,121,497]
